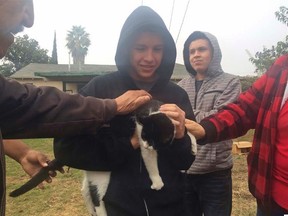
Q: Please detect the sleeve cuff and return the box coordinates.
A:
[198,120,218,145]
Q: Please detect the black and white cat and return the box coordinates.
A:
[81,100,197,216]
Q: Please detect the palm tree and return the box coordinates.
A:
[66,25,91,69]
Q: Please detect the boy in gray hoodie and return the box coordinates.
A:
[178,31,241,216]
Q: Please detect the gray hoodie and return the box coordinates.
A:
[178,31,241,174]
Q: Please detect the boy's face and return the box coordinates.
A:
[129,32,164,82]
[0,0,34,58]
[188,38,212,75]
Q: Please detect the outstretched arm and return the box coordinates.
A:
[54,121,137,171]
[0,76,151,138]
[185,119,206,140]
[4,139,60,187]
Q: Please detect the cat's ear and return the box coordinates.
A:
[136,115,150,126]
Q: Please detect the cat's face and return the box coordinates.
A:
[139,113,174,149]
[136,100,175,149]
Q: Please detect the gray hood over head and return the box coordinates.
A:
[115,6,176,89]
[183,31,223,77]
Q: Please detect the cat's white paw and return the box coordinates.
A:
[188,132,197,155]
[143,141,154,150]
[95,202,107,216]
[147,146,154,150]
[143,141,149,148]
[150,177,164,190]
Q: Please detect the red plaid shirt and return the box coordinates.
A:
[200,55,288,203]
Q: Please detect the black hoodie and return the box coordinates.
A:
[54,6,195,216]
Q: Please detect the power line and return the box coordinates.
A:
[175,0,190,43]
[169,0,176,31]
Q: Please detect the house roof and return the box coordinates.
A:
[11,63,188,80]
[34,71,111,77]
[172,63,188,80]
[11,63,118,79]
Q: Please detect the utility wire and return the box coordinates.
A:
[169,0,176,30]
[175,0,190,43]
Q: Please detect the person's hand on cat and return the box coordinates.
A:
[115,90,152,114]
[159,104,186,139]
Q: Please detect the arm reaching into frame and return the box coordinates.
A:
[115,90,152,114]
[4,140,62,188]
[185,119,206,140]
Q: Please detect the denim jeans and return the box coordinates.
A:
[256,199,288,216]
[183,169,232,216]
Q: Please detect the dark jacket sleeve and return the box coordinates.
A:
[54,114,195,171]
[53,76,137,170]
[54,118,137,171]
[0,76,117,138]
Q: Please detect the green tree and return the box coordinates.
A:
[51,31,58,64]
[249,6,288,75]
[0,62,14,77]
[275,6,288,26]
[0,34,51,76]
[66,25,91,69]
[239,75,258,92]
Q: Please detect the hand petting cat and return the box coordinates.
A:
[159,104,186,139]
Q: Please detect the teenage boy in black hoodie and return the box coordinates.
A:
[54,6,195,216]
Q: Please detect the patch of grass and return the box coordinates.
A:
[6,133,256,215]
[234,129,255,142]
[231,129,256,216]
[6,139,88,216]
[232,155,256,216]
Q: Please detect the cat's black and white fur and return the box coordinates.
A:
[81,100,197,216]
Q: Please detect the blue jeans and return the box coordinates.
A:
[256,199,288,216]
[183,169,232,216]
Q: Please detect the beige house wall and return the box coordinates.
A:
[65,83,79,94]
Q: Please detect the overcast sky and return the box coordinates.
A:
[23,0,287,76]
